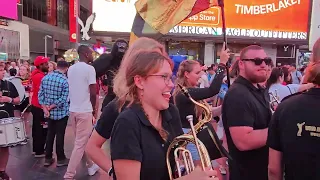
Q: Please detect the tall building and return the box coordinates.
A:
[22,0,93,61]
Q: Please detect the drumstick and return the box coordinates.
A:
[21,104,31,118]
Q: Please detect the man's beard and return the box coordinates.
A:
[41,67,48,73]
[246,71,268,84]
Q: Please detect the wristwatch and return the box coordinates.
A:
[9,98,13,104]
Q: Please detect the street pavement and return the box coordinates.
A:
[5,97,228,180]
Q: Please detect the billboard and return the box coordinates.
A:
[93,0,310,40]
[0,0,18,20]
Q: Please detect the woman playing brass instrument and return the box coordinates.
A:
[86,37,170,175]
[110,49,218,180]
[172,43,229,164]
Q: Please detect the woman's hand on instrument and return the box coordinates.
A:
[183,166,219,180]
[219,42,230,65]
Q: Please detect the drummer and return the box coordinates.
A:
[0,63,20,180]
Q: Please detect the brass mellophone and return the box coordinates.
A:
[269,90,281,113]
[166,84,215,179]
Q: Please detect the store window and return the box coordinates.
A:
[57,0,69,30]
[215,43,254,64]
[297,50,311,67]
[23,0,48,23]
[0,29,20,61]
[168,41,203,60]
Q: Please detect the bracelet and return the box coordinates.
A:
[9,98,13,104]
[108,167,114,176]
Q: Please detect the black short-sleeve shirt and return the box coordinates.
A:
[222,76,272,180]
[0,80,19,118]
[267,88,320,180]
[110,103,183,180]
[95,98,119,139]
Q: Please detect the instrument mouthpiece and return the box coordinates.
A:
[186,115,193,122]
[177,83,190,97]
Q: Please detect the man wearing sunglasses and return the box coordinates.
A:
[222,45,272,180]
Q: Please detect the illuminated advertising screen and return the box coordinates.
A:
[93,0,310,40]
[0,0,17,20]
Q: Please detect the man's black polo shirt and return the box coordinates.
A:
[110,103,183,180]
[268,88,320,180]
[222,76,272,180]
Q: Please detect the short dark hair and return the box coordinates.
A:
[239,45,263,60]
[57,60,69,68]
[9,68,17,76]
[77,45,91,55]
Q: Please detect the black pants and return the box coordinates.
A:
[45,116,68,161]
[31,106,47,155]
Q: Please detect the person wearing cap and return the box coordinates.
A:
[268,61,320,180]
[30,56,49,157]
[38,60,70,167]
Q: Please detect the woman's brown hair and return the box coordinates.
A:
[306,62,320,85]
[303,38,320,84]
[113,50,173,141]
[113,37,167,106]
[172,60,205,118]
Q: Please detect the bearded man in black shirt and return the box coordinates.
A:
[222,45,273,180]
[0,63,20,180]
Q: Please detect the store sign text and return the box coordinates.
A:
[235,0,301,15]
[169,26,307,40]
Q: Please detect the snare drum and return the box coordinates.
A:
[0,117,27,147]
[5,77,26,105]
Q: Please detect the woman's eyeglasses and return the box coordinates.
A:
[148,74,173,85]
[241,57,272,66]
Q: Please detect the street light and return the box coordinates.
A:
[44,35,52,57]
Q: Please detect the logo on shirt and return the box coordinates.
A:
[297,122,305,137]
[297,122,320,138]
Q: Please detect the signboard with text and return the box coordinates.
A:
[69,0,78,43]
[93,0,310,40]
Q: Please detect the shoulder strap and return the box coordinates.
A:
[287,86,293,94]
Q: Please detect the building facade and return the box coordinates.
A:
[22,0,93,61]
[92,0,312,67]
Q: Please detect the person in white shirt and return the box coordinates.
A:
[290,64,302,84]
[267,67,314,102]
[64,45,99,179]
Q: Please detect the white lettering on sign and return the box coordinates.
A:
[235,0,301,15]
[169,26,307,40]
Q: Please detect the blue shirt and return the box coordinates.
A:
[38,70,69,120]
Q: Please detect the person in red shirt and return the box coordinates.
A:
[30,56,49,157]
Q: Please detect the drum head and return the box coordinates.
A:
[0,117,22,124]
[6,77,26,104]
[197,122,232,161]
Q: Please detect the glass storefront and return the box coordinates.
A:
[23,0,71,30]
[57,0,69,30]
[0,28,20,61]
[168,41,203,61]
[23,0,48,24]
